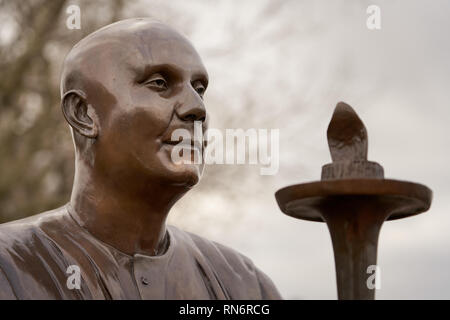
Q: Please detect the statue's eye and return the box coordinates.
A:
[193,81,206,97]
[145,74,168,91]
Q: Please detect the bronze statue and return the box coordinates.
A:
[0,18,281,300]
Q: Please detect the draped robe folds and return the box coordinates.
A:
[0,205,281,300]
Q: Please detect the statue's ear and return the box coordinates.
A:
[61,89,98,138]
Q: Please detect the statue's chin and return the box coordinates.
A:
[154,145,204,186]
[161,163,203,188]
[177,165,203,187]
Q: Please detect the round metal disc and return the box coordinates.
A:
[275,179,432,222]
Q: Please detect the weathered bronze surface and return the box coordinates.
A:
[0,18,281,300]
[276,102,432,300]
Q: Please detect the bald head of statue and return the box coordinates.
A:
[60,18,208,194]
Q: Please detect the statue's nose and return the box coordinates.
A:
[175,87,206,122]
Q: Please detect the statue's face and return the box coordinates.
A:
[84,25,208,188]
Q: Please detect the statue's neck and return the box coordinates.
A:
[68,162,187,256]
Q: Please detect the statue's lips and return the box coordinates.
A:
[162,138,203,154]
[161,124,206,155]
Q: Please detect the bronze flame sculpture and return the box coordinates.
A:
[275,102,432,299]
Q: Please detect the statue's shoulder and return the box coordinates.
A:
[0,205,74,299]
[167,225,282,299]
[0,206,68,250]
